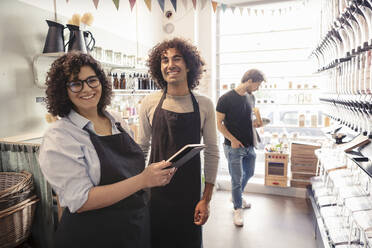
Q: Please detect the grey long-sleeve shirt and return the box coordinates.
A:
[138,91,219,184]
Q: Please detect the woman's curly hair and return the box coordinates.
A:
[147,37,205,90]
[45,51,112,117]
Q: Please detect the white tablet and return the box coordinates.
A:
[166,144,206,168]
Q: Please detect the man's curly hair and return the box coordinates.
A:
[147,37,205,90]
[45,51,112,117]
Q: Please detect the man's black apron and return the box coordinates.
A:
[149,91,202,248]
[54,122,150,248]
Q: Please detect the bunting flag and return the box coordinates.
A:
[113,0,120,10]
[157,0,165,12]
[221,3,227,12]
[181,0,188,9]
[247,8,251,16]
[261,9,264,15]
[170,0,177,11]
[230,6,236,13]
[211,1,217,13]
[93,0,99,9]
[192,0,197,10]
[200,0,207,10]
[239,7,244,15]
[129,0,136,11]
[144,0,151,11]
[254,9,258,15]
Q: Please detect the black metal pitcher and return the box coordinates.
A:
[83,31,96,53]
[43,20,66,53]
[66,24,87,53]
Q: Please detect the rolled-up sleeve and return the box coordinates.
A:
[202,98,219,184]
[39,129,94,213]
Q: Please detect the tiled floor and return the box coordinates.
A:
[203,190,316,248]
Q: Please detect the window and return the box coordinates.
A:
[216,1,324,180]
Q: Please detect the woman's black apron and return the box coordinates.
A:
[149,91,202,248]
[54,122,150,248]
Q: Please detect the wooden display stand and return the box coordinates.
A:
[290,142,320,188]
[264,152,288,187]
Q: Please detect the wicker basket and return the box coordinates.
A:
[0,195,39,248]
[0,172,34,211]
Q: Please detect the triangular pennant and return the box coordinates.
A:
[129,0,136,11]
[144,0,151,11]
[221,4,227,12]
[170,0,177,11]
[113,0,120,10]
[261,9,264,15]
[247,8,251,16]
[192,0,197,10]
[211,1,217,13]
[157,0,165,12]
[93,0,99,9]
[239,7,244,15]
[200,0,207,10]
[181,0,188,9]
[254,9,258,15]
[230,6,236,13]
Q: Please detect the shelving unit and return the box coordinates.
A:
[307,0,372,247]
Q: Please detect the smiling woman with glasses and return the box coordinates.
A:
[39,51,175,248]
[66,75,100,93]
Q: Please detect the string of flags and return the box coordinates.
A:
[65,0,310,14]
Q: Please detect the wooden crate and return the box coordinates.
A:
[291,172,316,181]
[290,179,311,188]
[291,142,320,158]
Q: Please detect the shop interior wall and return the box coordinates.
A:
[0,0,163,139]
[161,1,216,102]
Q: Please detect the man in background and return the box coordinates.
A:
[216,69,266,227]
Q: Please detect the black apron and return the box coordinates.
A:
[54,122,150,248]
[149,91,202,248]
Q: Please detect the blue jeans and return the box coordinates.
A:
[223,144,256,209]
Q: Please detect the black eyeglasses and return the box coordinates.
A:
[66,76,100,93]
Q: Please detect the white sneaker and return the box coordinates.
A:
[242,198,251,209]
[230,197,251,209]
[233,209,244,227]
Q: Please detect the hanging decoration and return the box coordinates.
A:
[157,0,165,12]
[170,0,177,11]
[129,0,136,11]
[239,7,244,15]
[87,0,301,18]
[192,0,197,10]
[211,1,217,13]
[144,0,151,11]
[66,0,69,3]
[93,0,99,9]
[113,0,120,10]
[221,3,227,12]
[200,0,208,10]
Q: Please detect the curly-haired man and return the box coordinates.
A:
[138,38,219,248]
